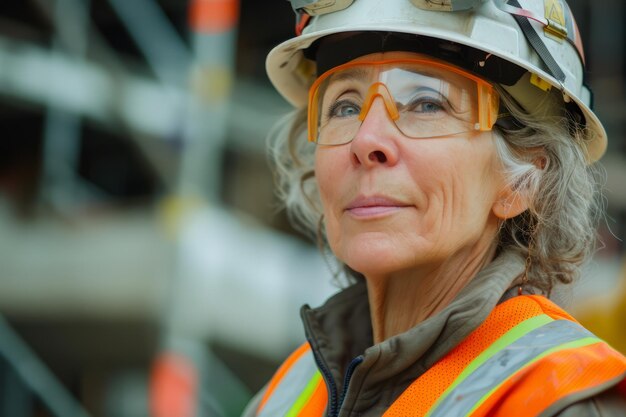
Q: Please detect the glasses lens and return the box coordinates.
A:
[310,59,494,145]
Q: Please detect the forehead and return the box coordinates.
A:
[349,51,434,63]
[324,51,478,81]
[322,53,479,91]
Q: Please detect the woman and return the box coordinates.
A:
[245,0,626,415]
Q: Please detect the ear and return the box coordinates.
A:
[492,187,528,220]
[492,155,546,220]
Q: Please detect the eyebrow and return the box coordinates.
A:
[327,67,371,83]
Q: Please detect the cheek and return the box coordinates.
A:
[314,150,345,239]
[315,152,335,208]
[458,154,502,229]
[406,140,499,230]
[315,146,354,200]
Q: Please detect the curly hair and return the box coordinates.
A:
[268,85,605,294]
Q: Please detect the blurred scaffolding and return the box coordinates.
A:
[0,0,335,416]
[0,1,624,417]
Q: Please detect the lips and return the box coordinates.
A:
[345,195,411,217]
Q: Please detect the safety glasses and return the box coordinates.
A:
[308,58,499,145]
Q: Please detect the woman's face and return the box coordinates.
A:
[314,52,507,277]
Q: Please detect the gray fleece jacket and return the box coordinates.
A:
[243,251,626,416]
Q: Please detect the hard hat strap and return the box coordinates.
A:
[506,0,566,84]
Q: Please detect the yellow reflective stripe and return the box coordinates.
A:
[257,350,319,417]
[285,371,323,417]
[465,337,602,416]
[425,314,553,417]
[428,319,598,417]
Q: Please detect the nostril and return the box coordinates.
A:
[369,150,387,163]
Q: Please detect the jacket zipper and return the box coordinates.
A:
[302,305,364,417]
[337,356,364,412]
[310,347,364,417]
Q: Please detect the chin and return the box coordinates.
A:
[335,235,420,278]
[345,261,399,279]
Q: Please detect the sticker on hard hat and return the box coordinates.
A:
[410,0,486,12]
[544,0,565,26]
[543,0,568,41]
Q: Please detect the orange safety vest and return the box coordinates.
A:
[255,295,626,417]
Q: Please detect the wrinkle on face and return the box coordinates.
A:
[313,52,507,342]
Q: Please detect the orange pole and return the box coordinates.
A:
[189,0,240,34]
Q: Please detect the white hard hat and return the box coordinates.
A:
[266,0,606,162]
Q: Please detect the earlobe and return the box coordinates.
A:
[492,189,528,220]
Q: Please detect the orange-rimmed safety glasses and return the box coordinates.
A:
[307,58,499,145]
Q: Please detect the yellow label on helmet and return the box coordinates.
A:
[543,0,568,41]
[544,0,565,26]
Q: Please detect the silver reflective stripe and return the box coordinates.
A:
[257,350,319,417]
[430,319,595,417]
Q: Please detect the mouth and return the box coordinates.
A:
[345,195,412,218]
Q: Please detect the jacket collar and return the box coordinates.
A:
[300,250,527,411]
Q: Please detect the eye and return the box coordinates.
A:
[328,99,361,118]
[412,100,443,113]
[407,97,445,114]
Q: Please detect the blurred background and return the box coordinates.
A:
[0,0,624,416]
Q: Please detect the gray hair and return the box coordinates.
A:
[268,86,605,294]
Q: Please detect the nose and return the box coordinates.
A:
[350,97,400,168]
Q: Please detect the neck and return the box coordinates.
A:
[366,240,498,344]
